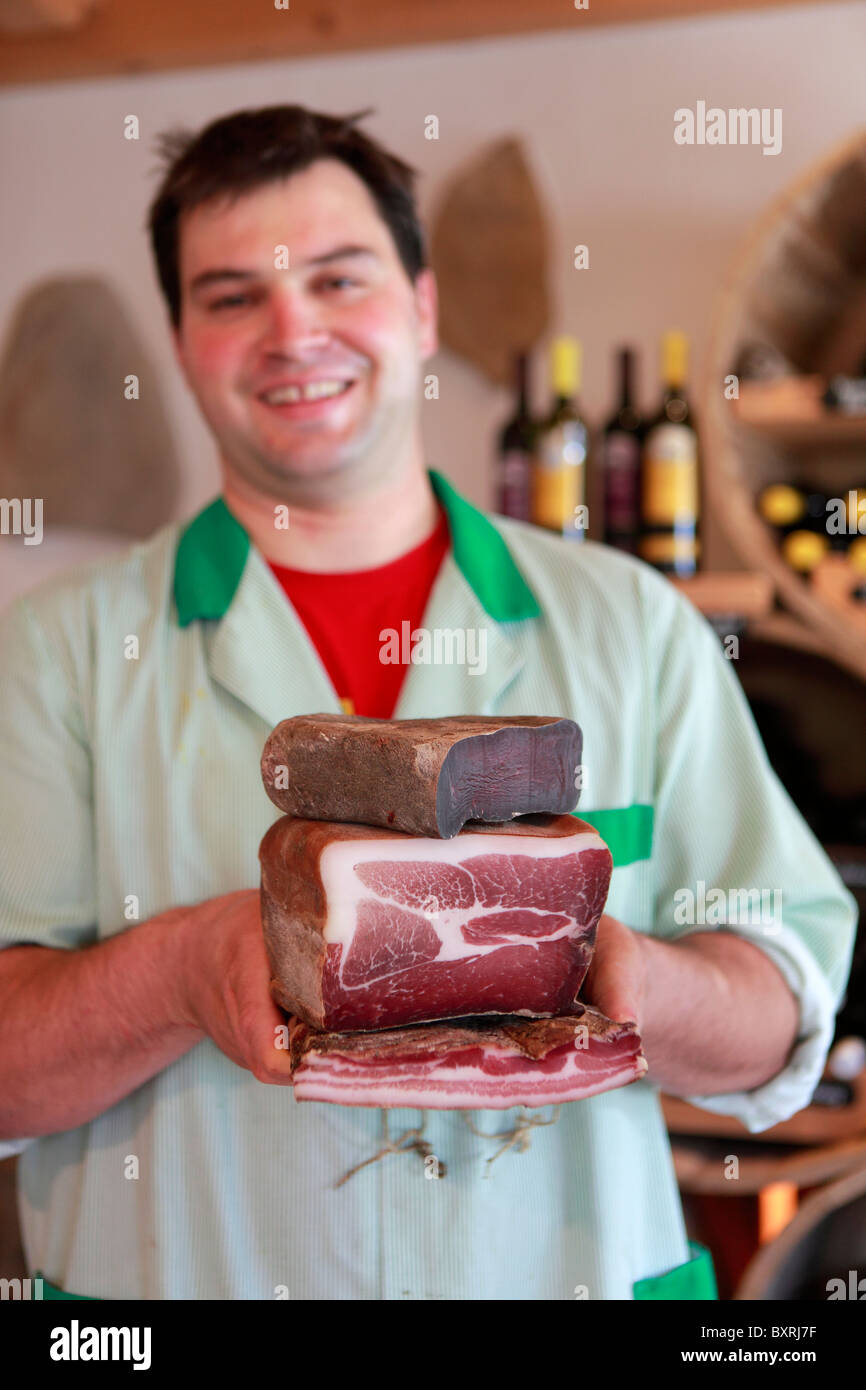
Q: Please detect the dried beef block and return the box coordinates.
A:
[260,713,583,839]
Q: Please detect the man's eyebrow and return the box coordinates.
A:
[189,246,379,295]
[189,268,259,295]
[307,245,379,268]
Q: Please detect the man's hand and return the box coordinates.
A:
[0,887,295,1139]
[175,889,294,1085]
[580,912,801,1096]
[580,912,648,1029]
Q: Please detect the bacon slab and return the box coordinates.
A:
[260,713,582,839]
[286,1006,646,1109]
[260,813,613,1032]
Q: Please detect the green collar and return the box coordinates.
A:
[173,468,540,627]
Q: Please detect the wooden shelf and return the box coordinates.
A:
[733,377,866,444]
[748,612,837,658]
[662,1065,866,1149]
[734,408,866,447]
[672,1133,866,1195]
[671,571,774,620]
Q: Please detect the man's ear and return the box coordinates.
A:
[413,268,439,360]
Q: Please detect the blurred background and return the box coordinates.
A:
[1,0,866,1301]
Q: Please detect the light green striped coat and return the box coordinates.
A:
[0,470,856,1300]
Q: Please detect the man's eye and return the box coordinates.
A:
[209,295,251,310]
[322,276,359,290]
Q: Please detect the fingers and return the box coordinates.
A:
[582,914,644,1027]
[250,1015,297,1085]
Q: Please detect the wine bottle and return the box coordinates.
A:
[495,353,534,522]
[639,331,700,576]
[531,336,589,541]
[602,347,643,553]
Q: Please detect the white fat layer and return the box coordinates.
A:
[318,830,604,963]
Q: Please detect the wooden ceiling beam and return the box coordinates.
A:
[0,0,101,36]
[0,0,831,87]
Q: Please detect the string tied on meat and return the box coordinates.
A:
[335,1110,447,1188]
[335,1106,560,1186]
[461,1106,561,1171]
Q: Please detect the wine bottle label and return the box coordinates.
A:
[604,431,641,534]
[532,424,587,537]
[642,423,698,525]
[531,464,584,535]
[497,450,531,521]
[640,532,702,566]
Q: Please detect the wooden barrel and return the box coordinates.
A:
[734,1159,866,1300]
[700,130,866,683]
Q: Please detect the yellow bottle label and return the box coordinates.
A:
[642,424,698,525]
[532,424,587,534]
[532,465,582,532]
[640,533,702,565]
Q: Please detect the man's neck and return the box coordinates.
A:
[221,464,440,573]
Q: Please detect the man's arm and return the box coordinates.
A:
[582,913,800,1096]
[0,889,292,1142]
[609,569,857,1131]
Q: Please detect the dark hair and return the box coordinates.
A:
[146,105,427,329]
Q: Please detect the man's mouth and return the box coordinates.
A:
[258,380,355,405]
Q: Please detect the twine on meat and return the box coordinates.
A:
[335,1110,447,1188]
[461,1106,561,1171]
[334,1106,560,1185]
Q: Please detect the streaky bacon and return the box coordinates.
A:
[286,1004,646,1110]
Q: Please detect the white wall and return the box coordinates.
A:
[2,0,865,567]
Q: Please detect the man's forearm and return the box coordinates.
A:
[0,912,204,1140]
[637,929,800,1097]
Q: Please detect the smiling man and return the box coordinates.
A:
[0,105,857,1302]
[175,156,439,553]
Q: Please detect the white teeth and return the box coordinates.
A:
[262,381,350,404]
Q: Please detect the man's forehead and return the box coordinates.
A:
[178,160,389,269]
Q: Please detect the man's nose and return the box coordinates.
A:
[260,287,329,353]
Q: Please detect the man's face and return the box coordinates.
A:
[171,158,438,499]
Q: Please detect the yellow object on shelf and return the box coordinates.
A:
[758,483,805,528]
[758,1182,799,1244]
[782,529,828,573]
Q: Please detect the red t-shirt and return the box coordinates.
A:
[267,506,450,718]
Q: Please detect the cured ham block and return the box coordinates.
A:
[260,812,613,1031]
[260,713,582,839]
[286,1006,646,1109]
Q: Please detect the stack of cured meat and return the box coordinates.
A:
[258,714,646,1109]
